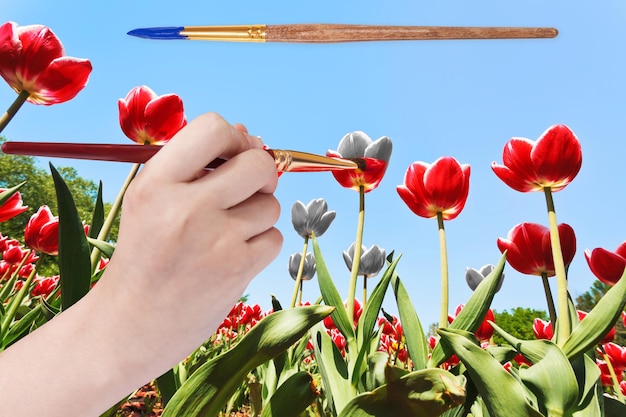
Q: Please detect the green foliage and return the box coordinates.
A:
[492,307,548,345]
[576,280,626,346]
[0,136,118,246]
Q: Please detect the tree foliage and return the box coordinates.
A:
[492,307,548,345]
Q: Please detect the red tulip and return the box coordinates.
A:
[24,205,59,255]
[497,222,576,276]
[0,188,28,222]
[397,156,470,220]
[492,125,582,193]
[118,85,187,145]
[532,318,553,340]
[31,275,59,297]
[3,243,28,265]
[584,242,626,286]
[326,131,392,193]
[0,22,91,105]
[449,304,495,342]
[603,342,626,372]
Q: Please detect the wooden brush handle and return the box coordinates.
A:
[266,24,558,43]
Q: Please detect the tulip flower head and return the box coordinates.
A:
[291,199,336,239]
[342,243,386,278]
[497,222,576,277]
[584,241,626,286]
[532,318,554,340]
[118,85,187,145]
[465,264,504,292]
[326,131,392,192]
[449,304,495,342]
[492,125,582,193]
[576,310,615,344]
[0,22,92,105]
[397,156,471,220]
[288,252,316,281]
[24,205,59,255]
[0,188,28,222]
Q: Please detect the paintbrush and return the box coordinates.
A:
[127,23,558,43]
[0,141,365,173]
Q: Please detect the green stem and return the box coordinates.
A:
[90,163,141,271]
[347,186,365,324]
[363,275,368,305]
[600,346,626,403]
[0,90,30,134]
[289,237,309,308]
[544,187,570,345]
[541,272,557,327]
[437,212,449,329]
[0,252,45,339]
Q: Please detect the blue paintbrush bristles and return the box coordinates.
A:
[127,27,186,40]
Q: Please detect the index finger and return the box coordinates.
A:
[143,113,262,183]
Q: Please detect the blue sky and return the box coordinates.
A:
[2,1,626,327]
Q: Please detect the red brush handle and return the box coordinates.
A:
[0,142,228,169]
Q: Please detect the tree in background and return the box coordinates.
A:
[576,280,626,346]
[492,307,548,345]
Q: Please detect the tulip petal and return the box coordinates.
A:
[0,22,22,87]
[15,24,63,84]
[532,125,582,191]
[585,248,626,286]
[397,185,436,219]
[29,57,92,104]
[144,93,187,144]
[364,136,393,163]
[336,131,371,158]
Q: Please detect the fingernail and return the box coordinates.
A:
[246,134,264,149]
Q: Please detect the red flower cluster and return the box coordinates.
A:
[378,315,408,364]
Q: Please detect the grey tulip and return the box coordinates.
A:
[465,264,504,292]
[333,131,392,163]
[343,243,386,278]
[288,252,316,281]
[291,198,336,239]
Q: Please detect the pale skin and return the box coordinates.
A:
[0,113,283,416]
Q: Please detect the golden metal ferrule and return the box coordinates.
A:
[180,25,267,42]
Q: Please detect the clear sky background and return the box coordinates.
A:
[2,1,626,327]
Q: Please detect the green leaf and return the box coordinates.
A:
[3,304,42,347]
[603,394,626,417]
[561,268,626,360]
[338,367,465,417]
[0,181,25,206]
[162,305,333,417]
[312,324,351,414]
[260,371,318,417]
[89,181,104,239]
[571,355,602,416]
[86,237,115,258]
[313,234,355,340]
[352,256,399,386]
[438,328,544,417]
[50,163,91,310]
[156,368,179,407]
[429,253,506,367]
[390,269,428,371]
